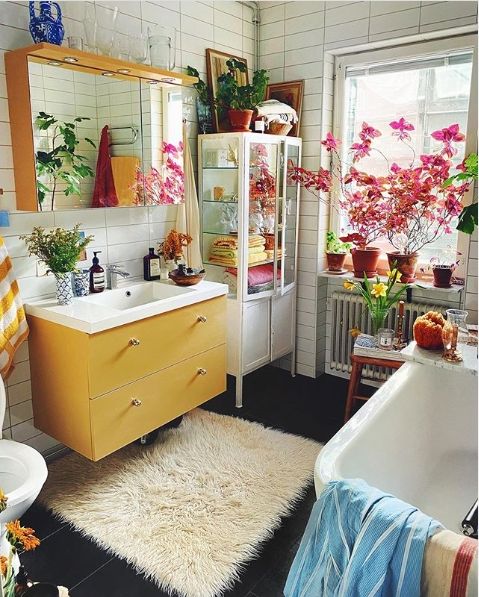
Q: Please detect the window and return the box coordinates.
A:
[334,36,476,266]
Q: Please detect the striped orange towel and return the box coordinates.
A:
[0,236,28,379]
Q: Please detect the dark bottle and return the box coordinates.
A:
[144,247,161,281]
[89,251,105,293]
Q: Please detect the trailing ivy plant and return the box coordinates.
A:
[35,112,96,211]
[185,66,210,105]
[216,58,268,111]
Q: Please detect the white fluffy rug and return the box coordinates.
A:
[40,409,321,597]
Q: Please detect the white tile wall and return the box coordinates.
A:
[261,0,478,377]
[0,0,256,454]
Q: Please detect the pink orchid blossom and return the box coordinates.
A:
[390,117,415,141]
[359,122,381,141]
[351,139,372,162]
[321,132,341,152]
[431,124,465,158]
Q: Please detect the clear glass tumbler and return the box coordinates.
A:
[446,309,468,344]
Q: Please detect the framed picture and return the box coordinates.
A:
[265,80,304,137]
[206,48,249,132]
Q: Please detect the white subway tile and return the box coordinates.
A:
[286,11,325,35]
[260,51,284,70]
[182,1,214,23]
[107,223,150,245]
[285,28,324,51]
[420,1,477,26]
[286,2,324,19]
[324,19,369,43]
[370,1,420,16]
[260,20,285,40]
[260,3,285,24]
[369,8,420,34]
[325,2,370,27]
[285,45,324,67]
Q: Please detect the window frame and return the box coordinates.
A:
[331,34,478,280]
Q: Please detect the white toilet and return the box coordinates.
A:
[0,375,48,531]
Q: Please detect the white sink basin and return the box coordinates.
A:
[79,282,192,311]
[25,280,228,334]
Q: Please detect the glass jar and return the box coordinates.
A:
[377,328,395,350]
[446,309,468,344]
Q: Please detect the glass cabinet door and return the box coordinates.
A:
[200,136,240,298]
[246,140,280,300]
[279,140,300,294]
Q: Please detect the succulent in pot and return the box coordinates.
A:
[216,58,268,132]
[325,231,350,272]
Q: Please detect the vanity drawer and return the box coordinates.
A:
[88,296,226,397]
[90,344,226,460]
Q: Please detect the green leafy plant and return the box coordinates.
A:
[443,153,478,235]
[216,58,268,111]
[326,231,351,254]
[20,225,93,274]
[185,66,210,104]
[35,112,96,211]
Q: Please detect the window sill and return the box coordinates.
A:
[318,270,465,295]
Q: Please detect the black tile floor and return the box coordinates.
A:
[20,368,367,597]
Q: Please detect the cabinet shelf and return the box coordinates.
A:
[204,259,279,268]
[203,200,239,205]
[202,167,238,171]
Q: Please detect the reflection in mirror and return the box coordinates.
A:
[136,82,184,206]
[28,59,185,210]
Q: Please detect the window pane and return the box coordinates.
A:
[340,51,473,260]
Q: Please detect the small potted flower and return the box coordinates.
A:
[20,225,93,305]
[325,231,351,272]
[429,249,462,289]
[343,269,409,336]
[159,229,192,271]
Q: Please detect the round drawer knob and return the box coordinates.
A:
[129,338,141,346]
[131,398,142,407]
[197,368,207,376]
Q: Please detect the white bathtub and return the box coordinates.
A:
[315,347,478,534]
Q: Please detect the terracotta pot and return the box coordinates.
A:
[326,252,347,272]
[228,109,253,132]
[387,251,419,283]
[351,247,381,278]
[432,265,453,288]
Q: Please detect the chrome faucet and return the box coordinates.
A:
[106,263,130,289]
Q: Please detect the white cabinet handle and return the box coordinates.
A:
[129,338,141,346]
[131,398,142,407]
[197,315,207,323]
[197,368,207,376]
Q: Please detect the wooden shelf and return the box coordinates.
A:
[7,43,197,86]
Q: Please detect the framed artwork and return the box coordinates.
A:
[265,80,304,137]
[206,48,249,132]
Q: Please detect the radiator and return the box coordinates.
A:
[328,291,445,381]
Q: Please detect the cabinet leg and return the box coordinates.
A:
[235,375,243,409]
[344,360,362,423]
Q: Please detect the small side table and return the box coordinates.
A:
[344,354,403,423]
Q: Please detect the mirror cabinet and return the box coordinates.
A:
[5,43,196,211]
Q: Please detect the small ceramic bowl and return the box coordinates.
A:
[168,268,206,286]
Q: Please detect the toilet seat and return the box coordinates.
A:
[0,439,47,508]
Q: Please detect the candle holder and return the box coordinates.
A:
[393,300,407,350]
[442,321,463,363]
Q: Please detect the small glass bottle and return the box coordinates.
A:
[144,247,161,281]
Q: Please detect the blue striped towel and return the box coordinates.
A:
[284,479,442,597]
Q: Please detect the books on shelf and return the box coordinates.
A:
[353,334,407,362]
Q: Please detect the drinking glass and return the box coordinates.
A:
[129,33,149,64]
[446,309,468,344]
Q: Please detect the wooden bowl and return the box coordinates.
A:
[168,268,206,286]
[268,122,293,136]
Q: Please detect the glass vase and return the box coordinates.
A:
[196,98,213,134]
[368,307,389,336]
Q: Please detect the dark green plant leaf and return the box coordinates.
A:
[457,202,478,234]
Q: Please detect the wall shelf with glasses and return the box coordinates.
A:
[199,132,302,408]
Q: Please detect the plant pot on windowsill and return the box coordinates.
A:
[228,109,253,132]
[432,265,454,288]
[387,251,419,283]
[351,247,381,278]
[326,252,347,272]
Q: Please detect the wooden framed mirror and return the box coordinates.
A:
[5,43,196,211]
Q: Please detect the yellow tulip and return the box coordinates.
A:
[371,282,387,298]
[343,280,356,291]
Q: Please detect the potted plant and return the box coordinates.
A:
[20,225,93,305]
[216,58,268,132]
[428,249,462,289]
[34,112,96,211]
[343,269,409,336]
[159,229,192,270]
[185,66,213,134]
[325,231,351,272]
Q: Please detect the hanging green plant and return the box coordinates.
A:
[34,112,96,211]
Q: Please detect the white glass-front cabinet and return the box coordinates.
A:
[199,133,301,407]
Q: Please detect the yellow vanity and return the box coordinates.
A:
[26,281,227,461]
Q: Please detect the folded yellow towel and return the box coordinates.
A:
[213,234,265,249]
[0,236,29,379]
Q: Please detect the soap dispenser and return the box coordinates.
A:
[144,247,161,281]
[89,251,105,293]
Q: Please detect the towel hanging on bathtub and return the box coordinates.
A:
[284,478,442,597]
[0,236,29,379]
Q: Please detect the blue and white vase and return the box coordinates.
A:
[73,271,89,297]
[55,272,73,305]
[29,1,64,46]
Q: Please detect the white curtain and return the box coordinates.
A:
[176,125,203,269]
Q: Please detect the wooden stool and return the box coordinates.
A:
[344,354,403,423]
